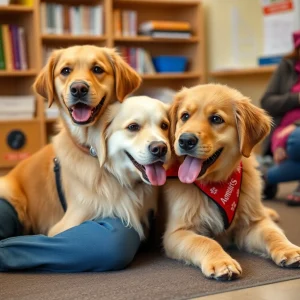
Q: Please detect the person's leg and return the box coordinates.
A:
[286,127,300,161]
[266,128,300,185]
[0,199,23,240]
[267,160,300,184]
[0,217,140,272]
[283,127,300,204]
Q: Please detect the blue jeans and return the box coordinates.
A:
[267,127,300,184]
[0,199,140,272]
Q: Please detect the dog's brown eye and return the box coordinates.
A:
[161,122,169,130]
[127,123,140,132]
[61,67,71,76]
[92,66,104,74]
[210,115,224,125]
[181,113,190,122]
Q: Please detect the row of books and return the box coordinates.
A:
[40,3,104,36]
[0,24,28,71]
[113,12,193,39]
[114,10,137,37]
[117,47,156,74]
[0,96,35,120]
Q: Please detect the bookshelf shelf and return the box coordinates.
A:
[210,66,277,77]
[42,34,107,42]
[0,118,39,124]
[114,0,199,6]
[0,5,33,13]
[114,36,199,43]
[142,72,201,80]
[0,69,37,77]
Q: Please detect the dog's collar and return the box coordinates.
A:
[73,141,98,158]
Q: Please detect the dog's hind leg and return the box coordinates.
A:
[236,217,300,268]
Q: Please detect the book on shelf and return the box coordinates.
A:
[147,31,191,39]
[44,101,59,119]
[139,21,191,32]
[41,3,104,36]
[117,47,156,74]
[0,24,28,71]
[0,95,35,120]
[139,20,192,39]
[0,0,10,5]
[113,9,137,37]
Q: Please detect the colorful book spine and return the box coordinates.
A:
[18,27,28,70]
[0,26,5,70]
[10,25,21,70]
[2,24,13,70]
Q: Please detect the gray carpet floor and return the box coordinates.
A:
[1,197,300,300]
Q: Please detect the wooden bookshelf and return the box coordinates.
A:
[210,66,277,77]
[0,5,33,12]
[0,69,37,77]
[42,34,107,42]
[114,36,199,43]
[142,72,201,80]
[0,0,205,169]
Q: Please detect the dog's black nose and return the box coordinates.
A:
[179,133,198,151]
[70,81,89,98]
[149,141,167,158]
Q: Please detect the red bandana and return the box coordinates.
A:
[166,162,243,229]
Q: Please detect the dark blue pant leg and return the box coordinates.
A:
[0,218,140,272]
[267,128,300,184]
[0,199,23,240]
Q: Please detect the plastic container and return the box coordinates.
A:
[152,55,187,73]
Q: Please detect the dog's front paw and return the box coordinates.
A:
[201,255,242,281]
[272,245,300,268]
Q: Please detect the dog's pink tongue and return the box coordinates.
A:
[145,162,166,186]
[178,156,203,183]
[72,104,92,122]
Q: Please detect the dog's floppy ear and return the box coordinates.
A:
[234,98,272,158]
[97,103,119,167]
[169,88,187,142]
[33,49,62,108]
[105,49,142,102]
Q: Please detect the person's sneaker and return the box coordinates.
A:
[256,155,278,200]
[263,182,278,200]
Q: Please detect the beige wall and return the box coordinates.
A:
[203,0,273,106]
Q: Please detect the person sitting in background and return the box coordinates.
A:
[260,30,300,205]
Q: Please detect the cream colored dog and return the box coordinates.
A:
[49,95,171,237]
[163,84,300,280]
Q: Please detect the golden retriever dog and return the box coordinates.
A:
[49,95,171,238]
[0,45,142,236]
[163,84,300,280]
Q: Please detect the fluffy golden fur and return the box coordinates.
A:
[163,84,300,280]
[0,45,150,237]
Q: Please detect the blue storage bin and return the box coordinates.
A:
[152,55,188,73]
